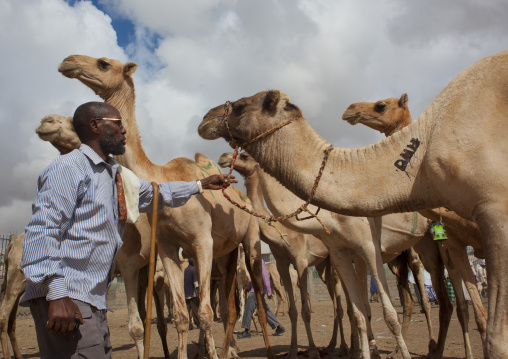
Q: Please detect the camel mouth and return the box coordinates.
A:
[342,113,360,125]
[35,126,60,141]
[217,155,233,168]
[198,117,230,141]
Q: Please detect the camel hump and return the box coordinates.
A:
[194,152,211,165]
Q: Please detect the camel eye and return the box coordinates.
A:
[232,104,246,116]
[240,154,248,160]
[98,59,110,70]
[374,102,386,113]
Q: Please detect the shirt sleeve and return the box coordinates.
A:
[138,178,200,212]
[21,161,82,301]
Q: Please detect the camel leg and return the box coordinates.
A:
[407,247,436,356]
[415,237,452,359]
[115,253,146,358]
[153,267,170,359]
[276,259,301,359]
[328,249,370,359]
[0,272,25,359]
[158,244,189,359]
[297,266,320,359]
[315,259,348,355]
[445,262,474,359]
[386,254,415,359]
[360,242,411,359]
[193,243,220,359]
[242,235,274,359]
[443,243,487,349]
[475,208,508,359]
[217,250,240,359]
[355,258,381,359]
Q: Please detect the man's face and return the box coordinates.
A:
[98,117,126,156]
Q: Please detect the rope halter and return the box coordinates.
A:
[220,100,333,235]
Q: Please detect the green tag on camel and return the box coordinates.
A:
[430,222,448,241]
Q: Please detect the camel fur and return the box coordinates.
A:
[198,49,508,359]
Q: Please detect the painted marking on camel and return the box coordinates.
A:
[394,138,420,179]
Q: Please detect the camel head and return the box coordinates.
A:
[218,152,257,178]
[36,114,81,155]
[342,93,412,137]
[58,55,137,100]
[199,90,303,146]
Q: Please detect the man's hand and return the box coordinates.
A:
[47,297,83,335]
[200,174,238,190]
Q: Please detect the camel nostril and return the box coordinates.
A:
[63,56,75,62]
[347,104,355,110]
[42,117,55,124]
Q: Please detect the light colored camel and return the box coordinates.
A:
[265,263,287,316]
[217,151,434,359]
[0,234,25,359]
[58,54,273,359]
[199,49,508,359]
[219,152,348,358]
[343,93,488,357]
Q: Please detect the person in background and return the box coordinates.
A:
[370,275,379,303]
[20,102,235,359]
[184,258,200,329]
[237,259,285,339]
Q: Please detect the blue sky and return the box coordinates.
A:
[1,0,507,235]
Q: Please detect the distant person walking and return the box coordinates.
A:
[237,260,285,339]
[184,259,200,329]
[370,276,379,303]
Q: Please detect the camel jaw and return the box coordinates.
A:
[342,113,360,125]
[35,125,60,142]
[217,153,233,168]
[198,116,231,142]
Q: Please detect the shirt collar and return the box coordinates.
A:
[79,144,119,169]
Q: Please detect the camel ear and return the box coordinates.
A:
[262,90,281,114]
[124,62,138,76]
[399,93,409,108]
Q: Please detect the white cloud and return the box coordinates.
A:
[1,0,507,234]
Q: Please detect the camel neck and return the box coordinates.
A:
[246,116,439,216]
[104,87,158,178]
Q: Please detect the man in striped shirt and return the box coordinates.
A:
[21,102,234,358]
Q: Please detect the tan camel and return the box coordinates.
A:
[58,54,273,359]
[0,234,25,359]
[343,93,488,357]
[265,263,287,316]
[199,49,508,359]
[217,151,433,359]
[219,153,348,358]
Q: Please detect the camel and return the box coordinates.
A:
[219,152,348,358]
[198,49,508,359]
[217,151,436,359]
[265,263,287,316]
[0,234,25,359]
[343,92,488,357]
[57,54,274,359]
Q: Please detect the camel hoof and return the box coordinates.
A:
[334,345,349,357]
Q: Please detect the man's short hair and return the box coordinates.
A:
[73,102,117,141]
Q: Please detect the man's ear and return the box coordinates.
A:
[89,118,101,135]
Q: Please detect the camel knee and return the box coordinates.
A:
[301,304,311,323]
[128,319,144,341]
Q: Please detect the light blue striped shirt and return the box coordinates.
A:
[21,144,199,310]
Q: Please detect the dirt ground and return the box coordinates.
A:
[3,297,484,358]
